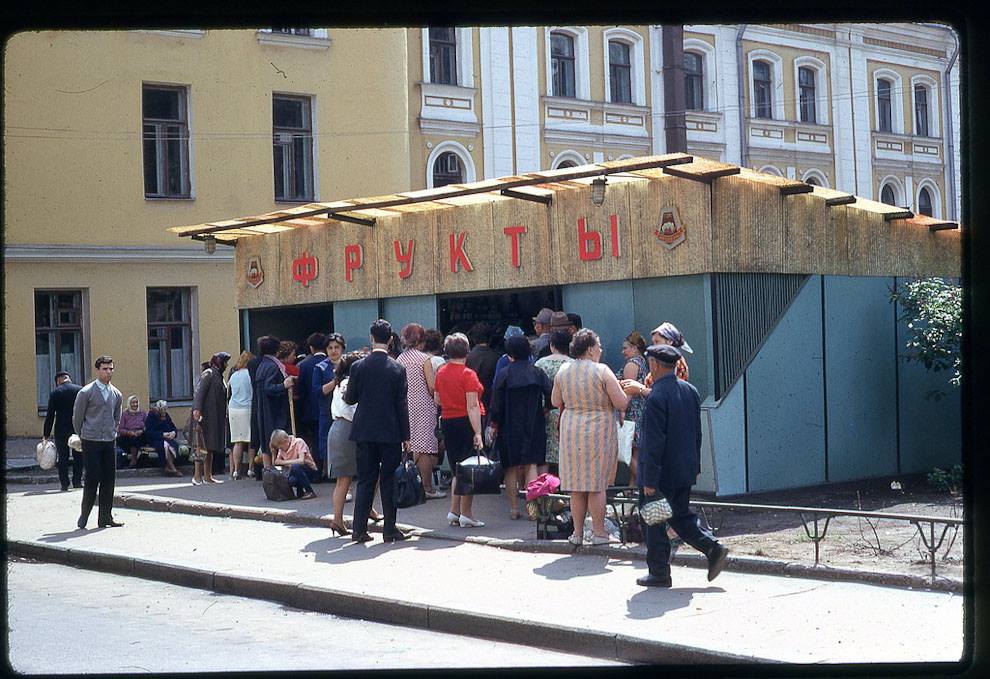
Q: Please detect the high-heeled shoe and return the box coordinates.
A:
[330,521,351,536]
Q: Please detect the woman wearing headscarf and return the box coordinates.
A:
[490,335,552,519]
[144,400,182,477]
[192,351,231,485]
[117,395,147,469]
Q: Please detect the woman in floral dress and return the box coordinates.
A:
[534,330,573,475]
[396,323,444,498]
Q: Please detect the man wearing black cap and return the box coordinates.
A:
[43,370,83,491]
[636,344,728,587]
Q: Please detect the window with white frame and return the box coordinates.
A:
[880,183,898,206]
[35,290,85,409]
[143,84,190,198]
[684,51,704,111]
[910,75,939,139]
[918,186,933,216]
[551,31,576,98]
[798,66,816,124]
[432,152,463,187]
[272,94,314,202]
[877,78,893,133]
[914,84,929,137]
[147,287,193,402]
[429,27,457,85]
[873,69,904,135]
[272,28,313,36]
[608,40,632,104]
[753,60,773,119]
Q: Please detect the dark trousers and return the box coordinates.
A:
[353,441,401,538]
[55,436,83,489]
[287,464,317,497]
[80,439,117,524]
[212,446,226,475]
[640,485,718,577]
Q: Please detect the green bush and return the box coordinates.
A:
[927,465,963,493]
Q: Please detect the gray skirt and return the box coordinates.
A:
[328,418,358,478]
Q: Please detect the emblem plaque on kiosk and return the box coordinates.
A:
[246,255,264,288]
[656,205,685,250]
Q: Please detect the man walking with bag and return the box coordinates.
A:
[344,319,411,544]
[43,370,83,492]
[636,344,728,587]
[72,355,124,529]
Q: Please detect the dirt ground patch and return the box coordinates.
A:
[697,474,964,581]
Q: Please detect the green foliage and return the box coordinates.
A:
[926,465,963,494]
[891,278,961,388]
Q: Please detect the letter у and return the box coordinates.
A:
[394,239,415,279]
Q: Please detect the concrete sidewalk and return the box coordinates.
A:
[5,481,965,665]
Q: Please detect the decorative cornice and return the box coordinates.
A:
[256,31,331,50]
[4,244,234,264]
[863,37,944,59]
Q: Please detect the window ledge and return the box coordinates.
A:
[257,31,331,50]
[146,195,194,202]
[274,199,317,205]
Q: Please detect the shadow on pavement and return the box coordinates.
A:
[532,554,613,580]
[38,528,103,543]
[625,585,725,619]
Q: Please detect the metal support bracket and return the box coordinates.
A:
[912,520,957,580]
[798,512,832,566]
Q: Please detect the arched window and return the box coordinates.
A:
[429,27,457,85]
[684,51,704,111]
[914,84,930,137]
[877,78,893,133]
[806,176,819,187]
[432,151,463,187]
[557,160,577,168]
[918,187,933,216]
[880,184,897,206]
[550,32,576,98]
[753,60,772,119]
[608,40,632,104]
[798,66,816,124]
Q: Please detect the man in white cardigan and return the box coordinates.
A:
[72,355,124,529]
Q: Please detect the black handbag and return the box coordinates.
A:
[262,467,295,502]
[394,458,427,509]
[454,446,503,495]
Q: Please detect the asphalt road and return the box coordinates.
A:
[6,558,621,673]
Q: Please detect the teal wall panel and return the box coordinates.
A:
[382,294,438,337]
[332,299,380,353]
[562,280,635,371]
[745,276,826,492]
[824,276,898,482]
[702,385,747,496]
[631,275,712,400]
[894,279,962,473]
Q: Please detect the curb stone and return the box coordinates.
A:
[109,492,963,594]
[5,539,767,665]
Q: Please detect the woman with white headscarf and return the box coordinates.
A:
[192,351,231,484]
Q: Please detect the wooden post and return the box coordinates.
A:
[288,385,297,435]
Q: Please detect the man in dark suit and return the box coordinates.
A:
[295,332,328,480]
[43,370,83,491]
[344,319,411,544]
[254,335,295,473]
[636,344,729,587]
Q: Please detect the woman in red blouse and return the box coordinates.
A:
[434,332,486,528]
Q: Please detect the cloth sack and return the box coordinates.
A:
[36,440,57,470]
[617,420,635,466]
[454,453,503,495]
[525,472,561,501]
[394,458,427,508]
[640,493,674,526]
[67,434,82,452]
[262,467,295,501]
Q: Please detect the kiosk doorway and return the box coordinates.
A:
[437,286,561,341]
[241,303,333,353]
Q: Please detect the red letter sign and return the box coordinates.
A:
[577,217,602,261]
[292,251,318,287]
[503,225,526,269]
[344,244,363,283]
[609,214,621,258]
[394,239,415,279]
[449,232,473,273]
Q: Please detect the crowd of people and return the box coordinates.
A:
[42,305,728,587]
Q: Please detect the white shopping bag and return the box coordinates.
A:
[617,420,635,466]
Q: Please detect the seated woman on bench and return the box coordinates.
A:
[144,400,183,477]
[269,429,319,500]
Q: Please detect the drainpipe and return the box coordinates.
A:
[736,24,748,168]
[662,24,687,153]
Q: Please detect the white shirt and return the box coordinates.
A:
[228,368,252,409]
[331,377,357,421]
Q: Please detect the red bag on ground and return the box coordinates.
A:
[526,473,561,501]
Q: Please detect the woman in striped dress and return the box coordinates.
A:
[396,323,444,498]
[551,328,628,546]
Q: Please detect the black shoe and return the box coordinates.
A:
[636,574,673,588]
[98,519,125,528]
[351,532,373,543]
[383,531,409,543]
[60,486,70,492]
[77,516,87,530]
[707,544,729,582]
[72,483,83,489]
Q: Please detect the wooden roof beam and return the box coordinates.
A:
[884,208,915,221]
[662,164,740,183]
[500,188,553,205]
[331,211,376,227]
[928,221,959,231]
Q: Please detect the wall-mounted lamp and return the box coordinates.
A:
[204,235,216,254]
[591,176,608,207]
